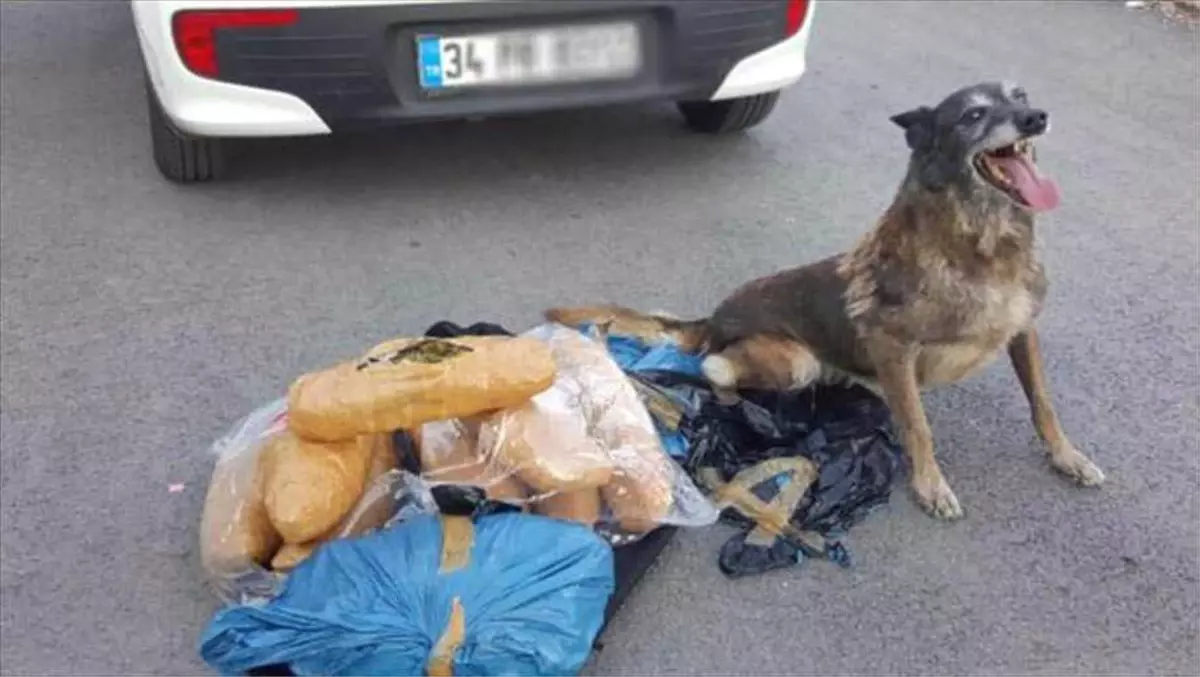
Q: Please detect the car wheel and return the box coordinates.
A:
[678,91,781,134]
[145,79,226,183]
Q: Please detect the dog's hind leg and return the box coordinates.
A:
[701,336,821,392]
[867,334,964,520]
[1008,329,1105,486]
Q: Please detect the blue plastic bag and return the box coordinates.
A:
[199,512,615,676]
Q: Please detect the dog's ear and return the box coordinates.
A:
[889,106,935,152]
[891,106,949,189]
[889,106,932,130]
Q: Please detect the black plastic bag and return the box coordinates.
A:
[633,371,905,577]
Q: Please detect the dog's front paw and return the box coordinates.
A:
[912,471,964,521]
[1050,446,1105,486]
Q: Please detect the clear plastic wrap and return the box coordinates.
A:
[199,398,416,604]
[198,324,716,603]
[413,323,718,544]
[199,397,288,604]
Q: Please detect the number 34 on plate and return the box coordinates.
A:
[416,24,641,91]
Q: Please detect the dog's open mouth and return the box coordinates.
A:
[973,139,1061,212]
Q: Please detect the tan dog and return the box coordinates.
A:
[546,81,1104,520]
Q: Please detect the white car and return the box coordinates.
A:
[131,0,817,182]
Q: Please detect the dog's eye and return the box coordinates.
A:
[961,107,986,124]
[1012,88,1028,103]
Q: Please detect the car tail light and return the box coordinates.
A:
[172,9,299,78]
[785,0,810,36]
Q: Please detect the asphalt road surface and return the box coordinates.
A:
[2,1,1197,675]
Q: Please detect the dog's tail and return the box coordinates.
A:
[543,304,710,353]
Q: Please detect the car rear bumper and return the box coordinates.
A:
[132,0,815,138]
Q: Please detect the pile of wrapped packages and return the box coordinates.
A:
[196,321,905,676]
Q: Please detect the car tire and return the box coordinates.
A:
[145,79,227,183]
[677,91,781,134]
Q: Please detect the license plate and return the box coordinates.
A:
[416,22,641,90]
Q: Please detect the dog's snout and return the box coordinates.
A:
[1016,109,1049,135]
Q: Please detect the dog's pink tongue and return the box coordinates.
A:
[992,154,1060,211]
